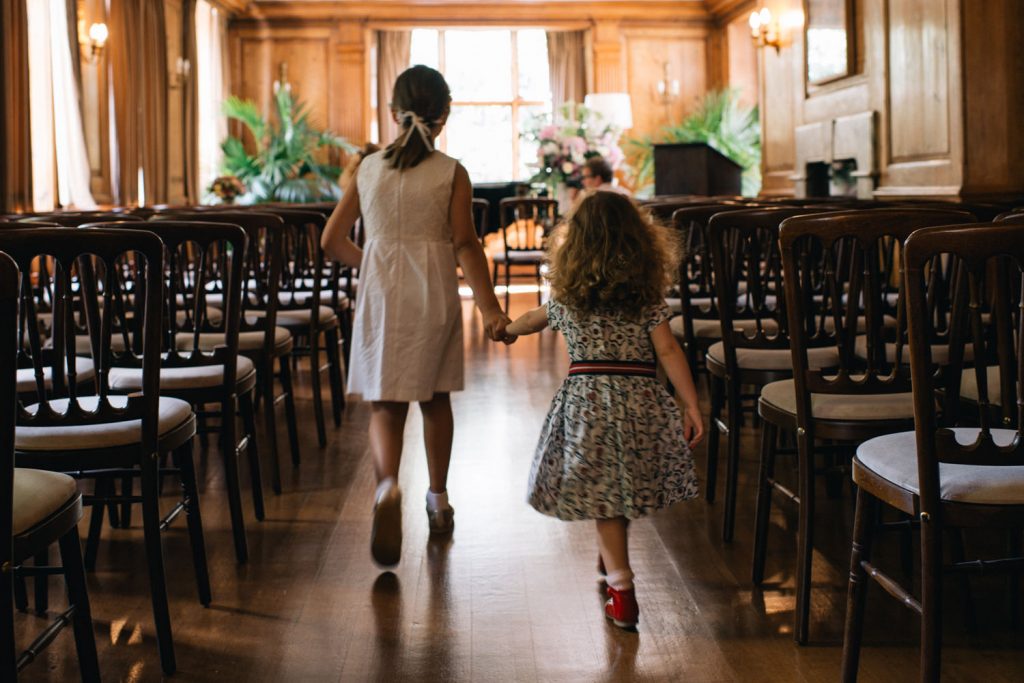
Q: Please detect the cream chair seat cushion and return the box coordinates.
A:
[672,317,780,342]
[760,378,915,421]
[108,355,256,391]
[960,366,1006,406]
[853,336,973,365]
[856,428,1024,505]
[16,357,95,393]
[248,306,338,326]
[492,249,545,264]
[12,468,79,536]
[15,395,193,451]
[707,341,839,371]
[175,326,291,353]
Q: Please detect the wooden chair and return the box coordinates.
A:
[259,207,346,448]
[154,211,298,494]
[0,251,101,682]
[0,227,207,675]
[704,207,833,542]
[94,219,261,564]
[842,222,1024,682]
[756,208,973,644]
[493,197,557,309]
[472,198,489,241]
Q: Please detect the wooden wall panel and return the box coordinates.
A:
[725,13,757,109]
[886,0,950,162]
[623,27,707,139]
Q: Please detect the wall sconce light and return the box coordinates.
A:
[170,56,191,88]
[655,62,680,120]
[80,22,108,63]
[749,7,782,53]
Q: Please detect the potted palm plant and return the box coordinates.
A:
[216,85,358,204]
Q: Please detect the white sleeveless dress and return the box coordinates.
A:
[347,150,464,402]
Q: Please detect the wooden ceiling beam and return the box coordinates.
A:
[237,1,711,24]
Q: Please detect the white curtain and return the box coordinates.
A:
[196,0,227,197]
[26,0,97,210]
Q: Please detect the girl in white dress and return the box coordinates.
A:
[322,66,512,566]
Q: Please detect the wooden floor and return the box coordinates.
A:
[16,293,1024,682]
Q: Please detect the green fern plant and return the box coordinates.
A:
[627,89,761,197]
[220,86,358,203]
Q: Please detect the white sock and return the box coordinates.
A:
[606,569,635,591]
[426,488,450,511]
[376,476,398,502]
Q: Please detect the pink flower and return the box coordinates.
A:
[539,124,558,140]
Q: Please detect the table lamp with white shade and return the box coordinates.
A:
[583,93,633,132]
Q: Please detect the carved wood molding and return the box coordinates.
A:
[703,0,756,23]
[237,1,710,23]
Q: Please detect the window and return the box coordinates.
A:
[407,28,551,182]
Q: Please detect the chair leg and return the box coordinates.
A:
[33,549,48,615]
[13,571,28,612]
[279,353,301,466]
[794,427,816,644]
[920,513,943,682]
[722,381,742,542]
[326,327,344,427]
[706,373,724,504]
[140,457,176,675]
[504,264,511,312]
[309,329,328,448]
[240,389,265,521]
[948,529,976,634]
[752,420,778,585]
[840,487,877,682]
[119,475,133,528]
[1010,530,1021,629]
[58,525,101,682]
[261,357,282,495]
[1,562,15,682]
[219,396,249,565]
[535,264,542,306]
[174,441,214,599]
[83,477,110,572]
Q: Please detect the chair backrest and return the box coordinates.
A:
[88,220,247,380]
[0,252,19,585]
[707,207,831,374]
[903,222,1024,517]
[670,204,761,333]
[259,207,331,319]
[995,212,1024,224]
[778,208,974,416]
[153,211,285,353]
[0,228,164,450]
[22,213,144,227]
[471,198,489,241]
[498,198,557,253]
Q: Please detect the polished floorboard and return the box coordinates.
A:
[16,294,1024,681]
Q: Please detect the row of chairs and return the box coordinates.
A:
[656,194,1024,680]
[1,204,359,679]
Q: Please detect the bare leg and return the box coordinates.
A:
[596,517,633,587]
[419,393,453,494]
[369,401,410,483]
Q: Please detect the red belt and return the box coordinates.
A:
[568,361,657,377]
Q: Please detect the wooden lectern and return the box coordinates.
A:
[653,143,742,196]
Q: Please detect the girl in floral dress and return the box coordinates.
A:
[507,191,703,629]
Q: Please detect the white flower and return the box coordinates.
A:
[542,141,560,155]
[561,161,575,175]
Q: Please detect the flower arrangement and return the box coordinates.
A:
[522,102,626,191]
[207,175,246,204]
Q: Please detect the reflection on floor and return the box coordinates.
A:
[15,294,1024,681]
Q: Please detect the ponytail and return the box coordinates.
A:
[382,65,451,171]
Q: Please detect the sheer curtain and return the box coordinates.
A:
[196,0,227,198]
[25,0,96,211]
[545,31,587,110]
[377,31,412,144]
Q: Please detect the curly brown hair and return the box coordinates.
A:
[547,191,679,315]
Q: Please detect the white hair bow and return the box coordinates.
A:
[395,110,434,150]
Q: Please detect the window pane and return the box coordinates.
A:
[517,30,551,103]
[447,105,513,182]
[410,29,439,69]
[445,31,512,101]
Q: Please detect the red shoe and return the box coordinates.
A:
[604,586,639,629]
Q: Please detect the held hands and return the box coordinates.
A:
[683,408,705,448]
[484,310,517,345]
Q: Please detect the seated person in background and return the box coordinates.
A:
[580,156,631,197]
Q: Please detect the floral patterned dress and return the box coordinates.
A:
[527,299,699,521]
